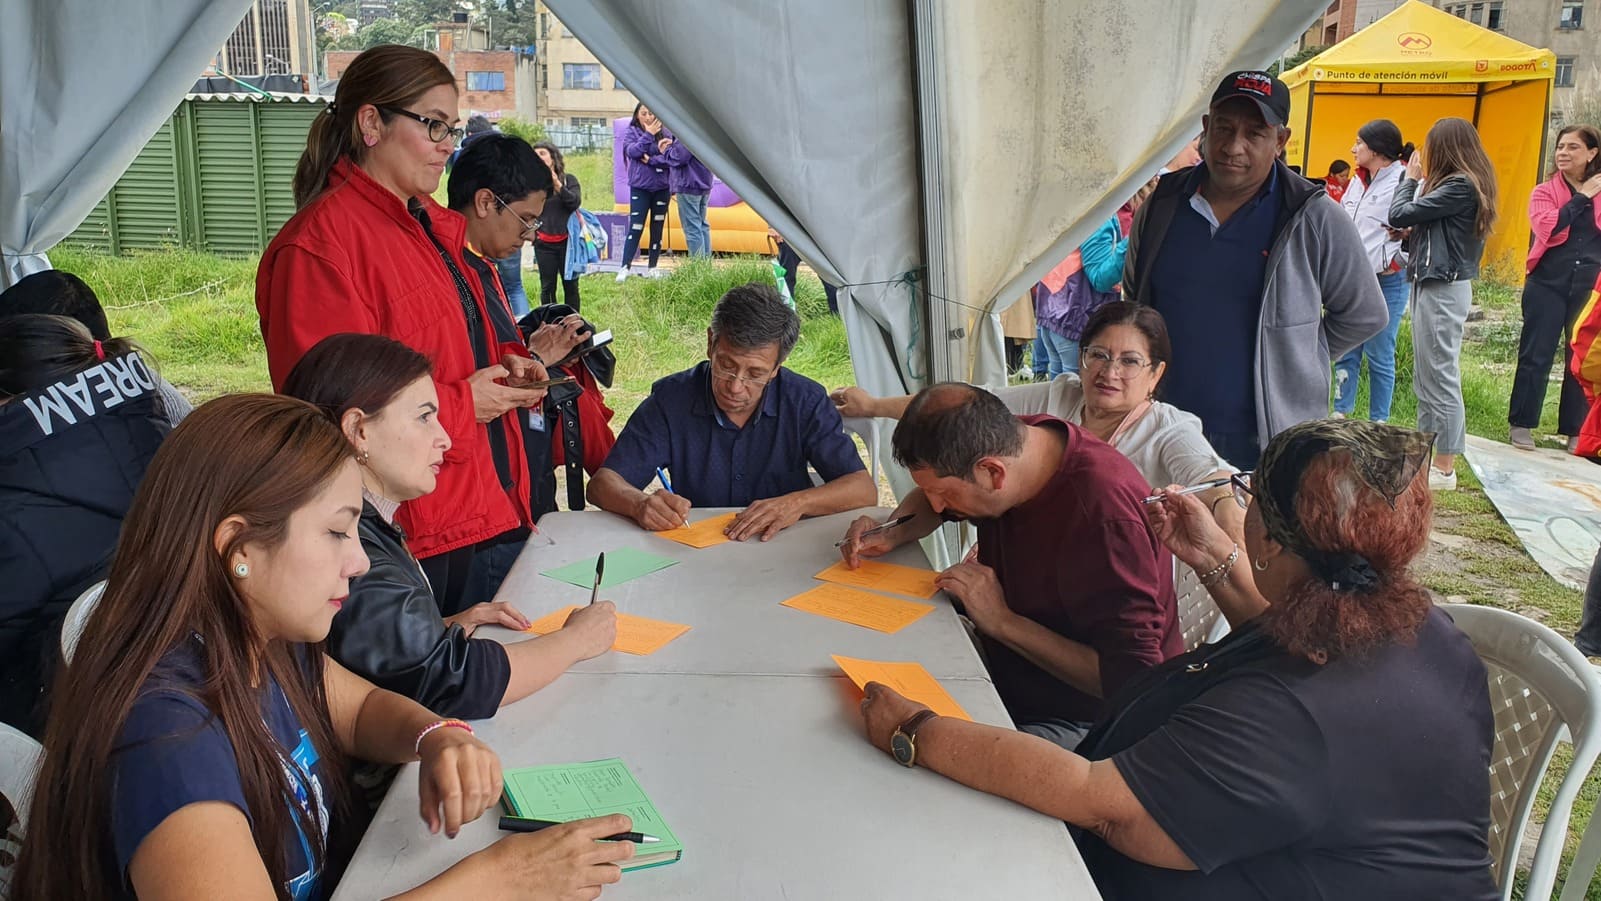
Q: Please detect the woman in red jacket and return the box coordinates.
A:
[256,44,548,614]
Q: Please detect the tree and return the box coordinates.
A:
[1268,46,1325,78]
[358,17,418,49]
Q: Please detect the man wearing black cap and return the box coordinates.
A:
[1122,70,1386,470]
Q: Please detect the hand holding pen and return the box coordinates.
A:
[837,513,911,570]
[633,466,691,531]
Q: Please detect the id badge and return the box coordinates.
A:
[528,409,546,432]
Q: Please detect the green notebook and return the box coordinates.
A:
[540,547,678,590]
[501,757,683,871]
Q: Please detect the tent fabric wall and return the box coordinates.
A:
[0,0,257,287]
[1478,79,1550,274]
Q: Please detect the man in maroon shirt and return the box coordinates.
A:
[840,383,1181,748]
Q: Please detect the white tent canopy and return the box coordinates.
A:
[0,0,255,287]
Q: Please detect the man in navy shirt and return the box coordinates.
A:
[588,283,876,540]
[1121,71,1385,469]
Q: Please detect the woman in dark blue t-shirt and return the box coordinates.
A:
[12,395,635,901]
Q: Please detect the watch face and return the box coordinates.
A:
[890,731,915,766]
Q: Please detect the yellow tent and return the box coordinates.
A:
[1282,0,1554,280]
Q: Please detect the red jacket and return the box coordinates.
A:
[256,158,533,558]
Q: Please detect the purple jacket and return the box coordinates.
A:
[663,140,713,195]
[622,124,672,192]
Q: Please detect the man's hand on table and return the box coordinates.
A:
[934,561,1015,637]
[838,514,897,569]
[444,601,532,636]
[632,490,691,531]
[726,494,805,542]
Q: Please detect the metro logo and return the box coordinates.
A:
[1397,32,1433,50]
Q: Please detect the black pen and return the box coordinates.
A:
[589,552,605,606]
[834,513,915,548]
[499,815,660,843]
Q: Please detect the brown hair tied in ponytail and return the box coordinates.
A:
[293,44,456,208]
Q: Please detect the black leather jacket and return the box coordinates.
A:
[1389,174,1487,283]
[326,502,511,719]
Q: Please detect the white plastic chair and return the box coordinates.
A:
[841,416,882,484]
[58,581,105,666]
[0,723,44,899]
[1173,560,1232,651]
[1441,603,1601,901]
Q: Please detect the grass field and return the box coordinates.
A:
[42,244,1601,897]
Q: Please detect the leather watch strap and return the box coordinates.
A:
[899,709,939,741]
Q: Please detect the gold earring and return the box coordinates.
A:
[1254,558,1269,572]
[359,449,371,465]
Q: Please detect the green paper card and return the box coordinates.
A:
[540,547,678,590]
[502,758,683,871]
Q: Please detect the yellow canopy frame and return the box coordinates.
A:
[1282,0,1555,281]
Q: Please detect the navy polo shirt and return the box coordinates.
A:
[1147,164,1279,454]
[601,361,865,507]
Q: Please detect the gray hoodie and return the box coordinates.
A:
[1122,160,1387,449]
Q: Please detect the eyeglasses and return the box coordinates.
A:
[1231,471,1255,510]
[379,106,464,144]
[494,194,542,239]
[1081,346,1157,376]
[709,359,777,388]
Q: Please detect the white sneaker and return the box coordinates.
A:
[614,269,630,283]
[644,267,666,279]
[1329,412,1346,420]
[1428,466,1457,491]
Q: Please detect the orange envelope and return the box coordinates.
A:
[657,512,738,549]
[815,559,940,599]
[832,655,972,721]
[523,606,690,656]
[780,584,934,634]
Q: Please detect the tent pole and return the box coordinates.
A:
[1301,83,1316,172]
[907,0,950,385]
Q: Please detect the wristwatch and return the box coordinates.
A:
[890,709,940,768]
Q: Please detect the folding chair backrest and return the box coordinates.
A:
[0,723,43,900]
[59,581,106,666]
[1442,604,1601,901]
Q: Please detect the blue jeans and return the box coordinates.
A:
[1037,326,1080,378]
[493,251,530,318]
[1031,334,1049,378]
[1333,270,1407,420]
[677,192,711,257]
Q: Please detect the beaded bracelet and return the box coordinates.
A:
[414,718,473,755]
[1198,543,1240,587]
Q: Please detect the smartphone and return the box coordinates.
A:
[557,330,613,368]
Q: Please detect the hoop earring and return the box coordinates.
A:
[1254,558,1269,572]
[233,562,250,578]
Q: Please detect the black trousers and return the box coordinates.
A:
[418,544,476,617]
[535,238,581,310]
[1578,544,1601,656]
[620,187,670,270]
[1509,260,1599,433]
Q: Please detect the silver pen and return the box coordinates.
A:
[1142,476,1232,505]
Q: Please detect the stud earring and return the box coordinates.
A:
[233,562,250,578]
[363,133,378,147]
[358,449,371,465]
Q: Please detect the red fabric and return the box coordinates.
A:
[974,416,1180,723]
[552,363,617,474]
[1324,176,1348,204]
[1528,174,1601,274]
[256,158,532,559]
[1570,276,1601,457]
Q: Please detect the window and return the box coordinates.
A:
[466,70,505,92]
[571,116,608,129]
[614,76,626,90]
[1469,2,1483,24]
[1448,3,1467,18]
[562,63,602,89]
[1557,56,1576,87]
[1487,1,1504,29]
[1561,1,1583,29]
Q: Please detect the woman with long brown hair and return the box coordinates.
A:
[855,420,1496,900]
[258,43,551,617]
[1509,124,1601,452]
[11,395,634,900]
[1389,117,1498,491]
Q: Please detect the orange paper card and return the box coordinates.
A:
[831,655,972,721]
[815,559,940,599]
[657,512,738,549]
[523,606,691,655]
[780,584,934,634]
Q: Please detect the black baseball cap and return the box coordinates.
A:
[1209,70,1290,127]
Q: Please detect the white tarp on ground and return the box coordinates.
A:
[0,0,254,288]
[1465,435,1601,591]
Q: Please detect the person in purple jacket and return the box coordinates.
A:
[664,136,714,257]
[616,103,674,281]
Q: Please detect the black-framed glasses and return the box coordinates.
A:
[379,105,464,144]
[493,194,541,239]
[1231,471,1255,510]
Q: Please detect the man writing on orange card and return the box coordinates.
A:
[838,383,1180,749]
